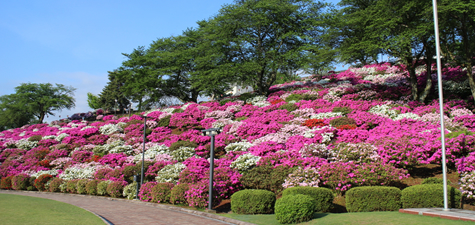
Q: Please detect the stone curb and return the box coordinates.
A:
[0,190,255,225]
[399,208,475,222]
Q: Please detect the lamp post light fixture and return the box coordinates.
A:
[201,127,221,212]
[114,99,118,116]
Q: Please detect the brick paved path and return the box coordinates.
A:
[0,190,253,225]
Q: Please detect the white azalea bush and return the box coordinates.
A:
[170,147,195,162]
[282,167,320,189]
[155,163,186,184]
[230,153,261,172]
[329,143,380,163]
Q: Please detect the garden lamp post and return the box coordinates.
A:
[114,99,118,116]
[201,127,221,212]
[432,0,449,211]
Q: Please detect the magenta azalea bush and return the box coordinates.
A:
[2,63,475,205]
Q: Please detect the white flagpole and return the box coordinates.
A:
[432,0,449,211]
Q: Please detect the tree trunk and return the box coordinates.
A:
[406,58,419,101]
[38,113,45,124]
[418,57,433,103]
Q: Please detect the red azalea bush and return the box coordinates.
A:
[34,174,53,191]
[302,119,327,128]
[0,176,13,189]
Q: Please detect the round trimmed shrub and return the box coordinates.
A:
[123,182,138,200]
[48,178,64,192]
[346,186,401,212]
[66,179,79,193]
[282,187,333,212]
[76,179,90,194]
[151,182,175,203]
[422,177,450,185]
[275,194,316,224]
[240,165,294,194]
[278,103,298,112]
[329,117,356,127]
[107,181,126,198]
[157,115,171,127]
[0,176,13,189]
[231,189,275,214]
[97,180,111,196]
[12,174,30,190]
[34,174,53,191]
[139,181,158,202]
[402,184,461,208]
[285,94,303,102]
[170,183,189,205]
[86,180,99,195]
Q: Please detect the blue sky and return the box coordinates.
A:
[0,0,343,122]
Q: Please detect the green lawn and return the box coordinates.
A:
[220,211,475,225]
[0,194,104,225]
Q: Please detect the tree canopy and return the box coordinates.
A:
[0,83,75,130]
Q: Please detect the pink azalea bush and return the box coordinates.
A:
[2,63,475,204]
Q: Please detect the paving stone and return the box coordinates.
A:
[0,190,254,225]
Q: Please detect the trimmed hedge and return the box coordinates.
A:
[275,194,316,224]
[282,186,333,212]
[34,174,53,191]
[12,174,30,190]
[346,186,401,212]
[402,184,461,208]
[151,182,174,203]
[48,178,64,192]
[86,180,99,195]
[76,179,90,194]
[231,189,276,214]
[0,176,13,189]
[170,183,189,205]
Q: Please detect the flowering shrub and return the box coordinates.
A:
[302,119,327,128]
[107,181,126,198]
[123,182,138,200]
[85,180,99,195]
[230,153,261,172]
[139,181,157,202]
[282,167,320,189]
[48,177,63,192]
[34,174,53,191]
[170,183,189,205]
[12,173,30,190]
[97,180,111,196]
[155,163,186,184]
[151,182,175,203]
[0,176,12,189]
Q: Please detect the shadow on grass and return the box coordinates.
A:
[314,213,329,219]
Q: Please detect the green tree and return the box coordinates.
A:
[98,71,130,113]
[0,83,75,127]
[194,0,326,96]
[438,0,475,101]
[0,94,35,131]
[86,92,102,110]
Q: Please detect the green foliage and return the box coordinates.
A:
[97,181,110,196]
[275,194,316,224]
[332,107,352,115]
[278,103,299,112]
[169,140,198,152]
[329,117,356,127]
[87,92,103,110]
[66,180,79,194]
[302,93,319,101]
[76,179,90,194]
[219,98,233,106]
[235,116,248,122]
[231,189,276,214]
[12,174,30,190]
[282,187,334,212]
[28,176,37,191]
[97,71,130,112]
[85,180,99,195]
[170,183,189,205]
[285,94,303,103]
[172,108,184,113]
[0,176,13,189]
[123,182,138,200]
[107,181,125,198]
[401,184,461,208]
[0,83,76,125]
[151,182,175,203]
[196,0,326,96]
[34,174,53,191]
[445,130,475,139]
[123,119,142,130]
[48,178,64,192]
[240,164,295,194]
[28,135,43,142]
[157,115,171,127]
[346,186,401,212]
[421,177,451,185]
[237,93,257,103]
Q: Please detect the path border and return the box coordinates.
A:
[0,190,254,225]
